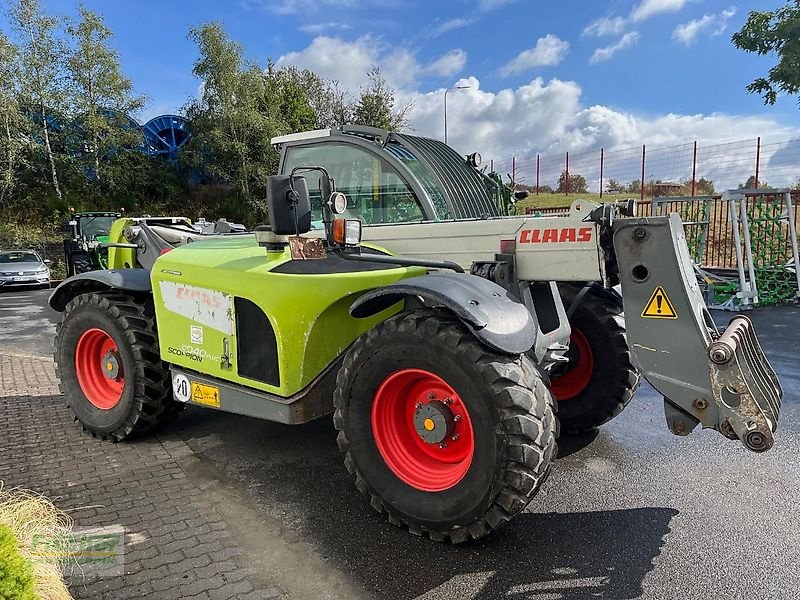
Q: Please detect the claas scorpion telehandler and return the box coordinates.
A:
[47,127,782,543]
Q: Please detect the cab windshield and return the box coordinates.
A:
[80,216,117,240]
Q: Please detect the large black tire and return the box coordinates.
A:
[551,284,640,435]
[333,309,557,543]
[70,251,93,275]
[54,291,181,441]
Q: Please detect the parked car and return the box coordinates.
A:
[0,249,51,288]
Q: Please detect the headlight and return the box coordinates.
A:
[37,266,49,273]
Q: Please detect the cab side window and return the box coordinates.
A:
[283,143,425,226]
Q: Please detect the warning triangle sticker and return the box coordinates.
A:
[641,286,678,319]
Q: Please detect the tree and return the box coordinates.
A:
[0,32,27,208]
[556,170,588,194]
[10,0,67,201]
[184,22,278,213]
[695,176,715,195]
[66,6,145,183]
[277,66,352,129]
[739,175,769,189]
[732,1,800,107]
[626,180,642,194]
[605,178,623,193]
[352,67,410,131]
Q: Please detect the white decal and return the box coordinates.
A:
[159,281,233,335]
[172,373,191,402]
[190,325,204,344]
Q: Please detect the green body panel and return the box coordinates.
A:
[150,235,423,397]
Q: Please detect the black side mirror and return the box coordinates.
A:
[266,175,312,236]
[514,190,530,201]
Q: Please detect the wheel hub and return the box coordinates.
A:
[101,351,122,381]
[371,369,475,492]
[74,328,125,410]
[413,401,455,444]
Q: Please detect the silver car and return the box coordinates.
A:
[0,249,51,288]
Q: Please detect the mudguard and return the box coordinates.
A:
[49,269,152,312]
[350,272,535,355]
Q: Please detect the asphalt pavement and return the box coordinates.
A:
[2,286,799,600]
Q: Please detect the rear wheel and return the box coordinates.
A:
[70,251,93,275]
[54,292,180,441]
[334,309,556,543]
[551,284,639,435]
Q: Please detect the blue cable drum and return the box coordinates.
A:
[142,115,191,161]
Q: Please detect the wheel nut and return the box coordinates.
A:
[693,398,708,410]
[451,434,460,441]
[439,442,447,449]
[443,398,453,405]
[415,402,422,409]
[453,415,461,422]
[428,393,436,400]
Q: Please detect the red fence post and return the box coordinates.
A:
[640,144,646,201]
[599,148,604,198]
[755,136,761,189]
[536,154,540,195]
[565,151,570,196]
[512,156,516,183]
[691,140,697,196]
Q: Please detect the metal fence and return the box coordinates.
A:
[490,137,800,199]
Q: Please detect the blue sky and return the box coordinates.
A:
[5,0,800,162]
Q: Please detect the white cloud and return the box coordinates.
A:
[425,49,467,77]
[590,32,640,64]
[277,36,466,91]
[429,17,476,38]
[582,15,627,37]
[630,0,689,22]
[275,37,800,189]
[584,0,690,39]
[241,0,397,15]
[299,22,353,34]
[500,35,570,76]
[403,77,800,189]
[478,0,518,10]
[673,8,737,46]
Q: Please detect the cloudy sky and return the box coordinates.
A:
[9,0,799,174]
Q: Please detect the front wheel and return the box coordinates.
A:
[333,309,557,543]
[550,284,640,435]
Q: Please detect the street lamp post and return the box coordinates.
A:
[444,85,471,145]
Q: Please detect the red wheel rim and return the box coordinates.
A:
[371,369,475,492]
[74,328,124,410]
[550,328,594,401]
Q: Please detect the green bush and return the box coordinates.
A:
[0,522,38,600]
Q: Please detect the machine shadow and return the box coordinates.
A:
[176,410,677,600]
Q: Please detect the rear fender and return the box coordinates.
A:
[349,273,535,355]
[49,269,152,312]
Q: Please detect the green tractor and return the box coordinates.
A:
[63,210,121,276]
[50,170,556,542]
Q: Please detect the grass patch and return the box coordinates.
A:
[0,486,73,600]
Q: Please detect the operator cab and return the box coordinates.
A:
[272,126,502,225]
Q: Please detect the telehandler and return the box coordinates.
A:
[48,133,781,543]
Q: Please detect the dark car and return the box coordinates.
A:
[0,249,51,288]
